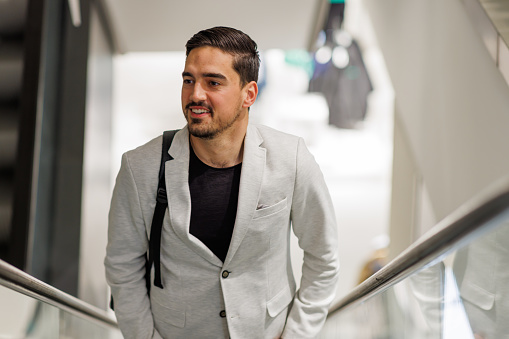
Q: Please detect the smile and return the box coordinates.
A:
[191,108,209,114]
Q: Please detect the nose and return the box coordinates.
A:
[190,82,207,102]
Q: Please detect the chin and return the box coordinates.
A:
[189,126,216,140]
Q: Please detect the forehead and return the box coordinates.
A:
[184,46,237,76]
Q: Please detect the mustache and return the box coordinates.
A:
[185,102,213,112]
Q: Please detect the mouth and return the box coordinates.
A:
[187,104,212,118]
[190,108,209,114]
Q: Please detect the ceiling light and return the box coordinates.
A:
[315,46,332,64]
[332,46,349,69]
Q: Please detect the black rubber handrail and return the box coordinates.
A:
[0,259,118,328]
[328,176,509,316]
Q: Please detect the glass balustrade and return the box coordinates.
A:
[0,259,122,339]
[0,283,122,338]
[319,217,509,339]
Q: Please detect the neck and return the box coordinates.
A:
[189,121,247,168]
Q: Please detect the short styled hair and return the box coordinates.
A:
[185,26,260,86]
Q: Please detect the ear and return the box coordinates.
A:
[242,81,258,108]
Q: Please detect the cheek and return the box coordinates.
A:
[181,89,189,107]
[221,92,242,108]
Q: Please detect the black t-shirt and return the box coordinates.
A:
[188,146,242,262]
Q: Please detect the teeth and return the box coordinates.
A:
[191,109,209,114]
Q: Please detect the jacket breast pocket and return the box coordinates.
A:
[253,197,288,220]
[151,295,185,329]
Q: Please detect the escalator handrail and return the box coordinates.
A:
[4,179,509,325]
[0,259,118,328]
[328,175,509,316]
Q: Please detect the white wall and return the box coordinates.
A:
[363,0,509,241]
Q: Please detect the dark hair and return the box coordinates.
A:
[185,26,260,86]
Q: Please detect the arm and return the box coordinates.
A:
[104,153,160,339]
[282,138,340,338]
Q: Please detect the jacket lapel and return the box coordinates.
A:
[165,127,223,267]
[224,125,266,266]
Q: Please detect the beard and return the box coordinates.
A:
[184,102,244,140]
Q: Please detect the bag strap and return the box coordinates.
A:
[147,129,178,291]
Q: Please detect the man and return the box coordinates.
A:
[105,26,339,338]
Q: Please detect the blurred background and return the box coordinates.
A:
[1,0,509,336]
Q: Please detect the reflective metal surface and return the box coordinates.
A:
[321,199,509,338]
[329,176,509,315]
[0,282,122,338]
[323,174,509,338]
[0,259,118,328]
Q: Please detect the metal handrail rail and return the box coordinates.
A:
[328,176,509,316]
[4,180,509,327]
[0,259,118,328]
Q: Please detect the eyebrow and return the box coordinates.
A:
[182,71,227,80]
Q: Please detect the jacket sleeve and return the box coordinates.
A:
[282,138,340,338]
[104,153,159,339]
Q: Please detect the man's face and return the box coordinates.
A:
[181,46,253,140]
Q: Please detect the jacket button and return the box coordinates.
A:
[219,310,226,318]
[222,270,230,278]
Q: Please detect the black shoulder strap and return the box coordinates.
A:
[147,130,178,291]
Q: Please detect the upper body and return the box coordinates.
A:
[106,125,339,338]
[104,26,340,338]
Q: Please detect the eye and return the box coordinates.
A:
[209,81,220,86]
[183,78,194,85]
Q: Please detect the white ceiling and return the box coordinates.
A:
[100,0,329,53]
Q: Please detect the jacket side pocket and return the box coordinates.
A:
[460,281,495,311]
[267,285,294,317]
[151,297,185,329]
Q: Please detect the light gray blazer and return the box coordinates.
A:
[105,124,340,339]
